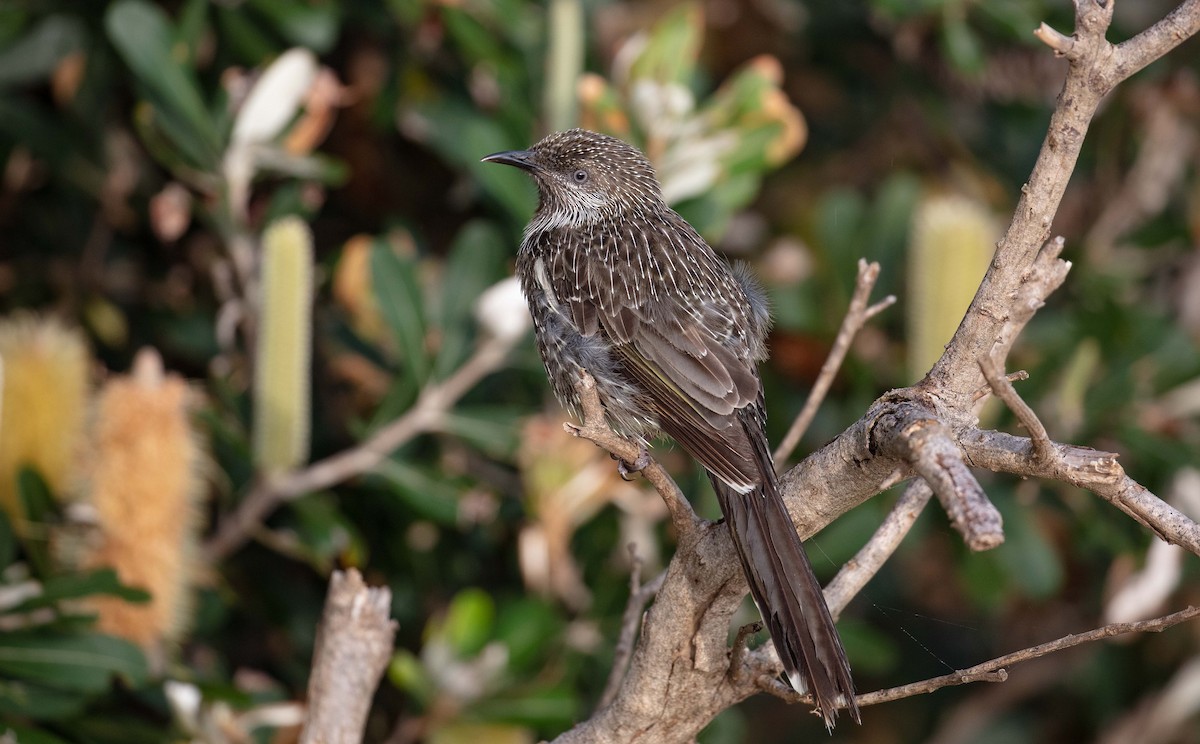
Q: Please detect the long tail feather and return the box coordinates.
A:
[714,475,860,728]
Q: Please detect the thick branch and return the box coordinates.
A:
[598,551,666,710]
[555,521,752,744]
[927,10,1111,403]
[872,405,1003,550]
[300,569,397,744]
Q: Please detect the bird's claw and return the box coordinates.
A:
[615,447,651,480]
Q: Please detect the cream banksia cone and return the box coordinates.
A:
[907,193,998,381]
[0,315,90,527]
[253,215,313,472]
[83,348,204,652]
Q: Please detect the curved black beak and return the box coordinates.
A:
[481,149,536,170]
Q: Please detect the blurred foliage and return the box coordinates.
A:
[1,0,1200,742]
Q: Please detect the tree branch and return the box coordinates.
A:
[1109,0,1200,85]
[598,549,666,710]
[299,569,397,744]
[565,371,702,541]
[205,334,516,562]
[978,354,1054,461]
[550,2,1200,741]
[960,430,1200,556]
[872,404,1002,550]
[856,606,1200,707]
[825,480,932,617]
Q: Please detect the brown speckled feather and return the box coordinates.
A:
[487,128,858,727]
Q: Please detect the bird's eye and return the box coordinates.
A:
[573,169,589,183]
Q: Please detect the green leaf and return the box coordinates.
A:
[58,711,181,743]
[994,500,1063,599]
[105,0,222,167]
[439,407,522,458]
[495,598,562,672]
[863,171,921,281]
[0,14,84,88]
[0,632,148,693]
[0,724,73,744]
[442,588,494,656]
[17,467,56,577]
[472,686,578,727]
[627,3,703,86]
[976,0,1041,41]
[364,373,419,432]
[0,506,14,568]
[940,13,985,76]
[215,4,279,64]
[837,616,899,676]
[175,0,210,65]
[370,460,459,525]
[0,97,92,172]
[815,188,869,292]
[286,493,366,571]
[249,0,340,53]
[0,680,86,719]
[442,6,505,64]
[371,240,430,384]
[429,722,536,744]
[388,648,434,702]
[15,568,151,612]
[434,221,508,377]
[413,99,536,221]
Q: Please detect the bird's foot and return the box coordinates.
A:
[614,447,651,481]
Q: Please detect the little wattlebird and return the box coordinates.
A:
[483,128,859,727]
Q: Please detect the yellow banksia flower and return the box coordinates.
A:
[907,193,998,381]
[0,315,89,525]
[84,348,203,651]
[254,215,313,472]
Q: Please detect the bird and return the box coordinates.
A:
[483,128,858,727]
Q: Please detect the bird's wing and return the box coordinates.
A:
[548,217,766,490]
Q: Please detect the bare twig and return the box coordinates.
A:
[856,606,1200,707]
[972,370,1028,403]
[988,237,1072,375]
[774,259,895,467]
[959,430,1200,556]
[205,335,516,562]
[727,621,764,686]
[299,569,397,744]
[1034,21,1076,56]
[597,549,666,710]
[978,355,1054,461]
[825,480,933,616]
[565,372,701,541]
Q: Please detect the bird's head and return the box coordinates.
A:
[483,129,664,227]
